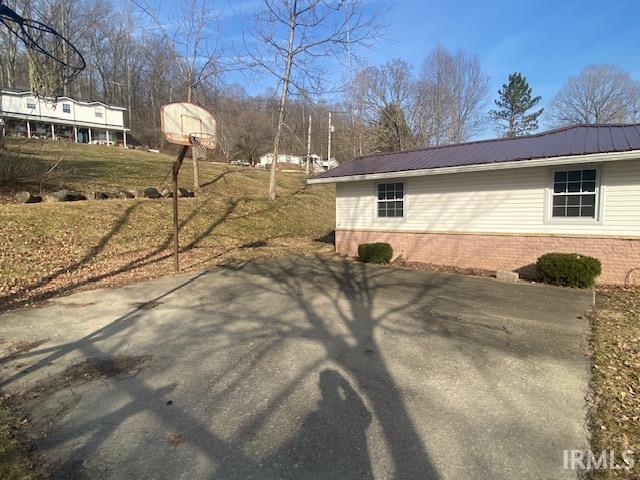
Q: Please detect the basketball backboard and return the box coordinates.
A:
[161,102,216,149]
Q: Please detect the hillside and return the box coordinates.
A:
[0,139,335,311]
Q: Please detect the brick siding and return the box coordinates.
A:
[336,230,640,285]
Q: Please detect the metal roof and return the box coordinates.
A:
[312,124,640,181]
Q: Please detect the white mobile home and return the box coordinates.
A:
[0,89,130,147]
[308,124,640,285]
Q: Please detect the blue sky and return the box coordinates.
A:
[369,0,640,131]
[150,0,639,136]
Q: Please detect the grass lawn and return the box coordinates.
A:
[0,139,335,311]
[590,287,640,478]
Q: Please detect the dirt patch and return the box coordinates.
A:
[24,355,152,401]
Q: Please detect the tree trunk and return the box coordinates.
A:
[268,2,297,201]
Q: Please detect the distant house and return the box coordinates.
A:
[0,89,130,147]
[259,152,338,172]
[308,124,640,285]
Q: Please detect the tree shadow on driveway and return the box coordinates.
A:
[0,255,590,479]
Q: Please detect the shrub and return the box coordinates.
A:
[358,243,393,264]
[536,252,602,288]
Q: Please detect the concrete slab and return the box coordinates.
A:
[0,256,592,479]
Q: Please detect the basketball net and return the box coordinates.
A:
[190,133,215,162]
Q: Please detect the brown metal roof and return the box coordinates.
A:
[312,124,640,181]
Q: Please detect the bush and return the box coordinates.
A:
[536,252,602,288]
[358,243,393,264]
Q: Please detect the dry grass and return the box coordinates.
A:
[0,139,336,311]
[589,287,640,478]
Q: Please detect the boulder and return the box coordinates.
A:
[115,190,135,199]
[15,191,42,204]
[135,145,149,152]
[43,190,86,202]
[67,191,87,202]
[86,191,110,200]
[43,190,69,202]
[161,188,173,198]
[142,186,161,199]
[177,187,195,198]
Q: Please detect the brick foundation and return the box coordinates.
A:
[336,230,640,285]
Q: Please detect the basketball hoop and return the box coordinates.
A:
[0,2,85,97]
[160,102,217,273]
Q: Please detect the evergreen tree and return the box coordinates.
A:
[489,72,543,137]
[375,103,412,152]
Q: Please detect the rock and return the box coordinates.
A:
[86,192,109,200]
[161,188,173,198]
[43,190,86,202]
[67,191,87,202]
[177,187,195,198]
[115,190,135,199]
[142,186,161,199]
[496,271,519,283]
[135,145,149,152]
[43,190,69,202]
[15,191,42,204]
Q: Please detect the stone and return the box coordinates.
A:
[43,190,70,202]
[142,186,161,199]
[135,145,149,152]
[161,188,173,198]
[15,191,42,204]
[496,271,519,283]
[44,190,86,202]
[86,192,109,200]
[177,187,195,198]
[116,190,135,199]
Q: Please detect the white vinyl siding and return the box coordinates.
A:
[335,159,640,237]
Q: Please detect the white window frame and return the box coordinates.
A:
[95,108,103,118]
[26,98,36,109]
[545,164,603,224]
[62,103,71,113]
[375,181,406,220]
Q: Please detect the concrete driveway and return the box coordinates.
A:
[0,256,591,479]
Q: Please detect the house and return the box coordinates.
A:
[0,89,130,147]
[307,124,640,285]
[259,153,306,167]
[259,152,339,171]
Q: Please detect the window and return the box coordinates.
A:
[377,182,404,218]
[62,103,71,113]
[26,98,36,109]
[95,108,103,118]
[551,168,598,218]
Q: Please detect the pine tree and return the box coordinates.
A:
[489,72,543,137]
[375,104,412,152]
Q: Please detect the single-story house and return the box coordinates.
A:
[307,124,640,285]
[259,153,339,172]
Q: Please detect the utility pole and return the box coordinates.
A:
[327,111,333,171]
[305,114,312,174]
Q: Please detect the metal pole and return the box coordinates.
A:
[173,145,189,273]
[327,112,332,171]
[306,114,312,175]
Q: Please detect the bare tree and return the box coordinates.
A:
[415,45,489,145]
[247,0,381,201]
[349,59,415,152]
[133,0,221,189]
[548,64,640,126]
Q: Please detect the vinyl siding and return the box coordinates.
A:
[335,159,640,237]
